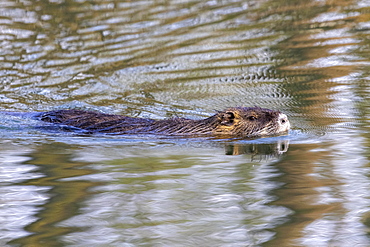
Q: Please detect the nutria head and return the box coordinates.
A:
[212,107,290,137]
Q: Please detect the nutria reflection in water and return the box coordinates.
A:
[32,107,290,137]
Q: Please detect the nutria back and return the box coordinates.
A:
[35,107,290,137]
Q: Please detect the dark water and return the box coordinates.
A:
[1,0,370,246]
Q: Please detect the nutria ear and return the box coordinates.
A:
[220,111,235,125]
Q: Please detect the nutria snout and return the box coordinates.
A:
[35,107,290,137]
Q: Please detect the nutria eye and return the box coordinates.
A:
[248,116,257,121]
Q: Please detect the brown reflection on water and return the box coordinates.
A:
[9,142,99,247]
[262,0,362,130]
[266,144,344,246]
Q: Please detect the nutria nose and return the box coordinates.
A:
[278,113,290,132]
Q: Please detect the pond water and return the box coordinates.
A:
[1,0,370,246]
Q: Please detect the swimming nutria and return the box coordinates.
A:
[33,107,290,137]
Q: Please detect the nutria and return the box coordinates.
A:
[33,107,290,137]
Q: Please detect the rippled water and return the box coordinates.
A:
[1,0,370,246]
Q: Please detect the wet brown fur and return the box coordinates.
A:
[36,107,287,137]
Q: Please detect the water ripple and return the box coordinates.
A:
[1,1,370,246]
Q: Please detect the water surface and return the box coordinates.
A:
[1,0,370,246]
